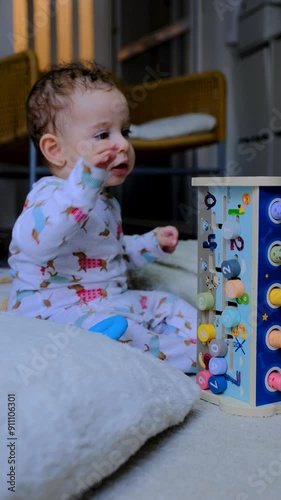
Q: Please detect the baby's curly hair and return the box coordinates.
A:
[27,60,116,149]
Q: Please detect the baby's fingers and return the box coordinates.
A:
[95,150,117,168]
[95,141,118,155]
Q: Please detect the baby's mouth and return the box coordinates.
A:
[111,162,128,174]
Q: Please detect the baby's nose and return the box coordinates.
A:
[116,135,129,153]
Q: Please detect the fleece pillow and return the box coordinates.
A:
[128,241,198,307]
[130,113,216,140]
[0,312,199,500]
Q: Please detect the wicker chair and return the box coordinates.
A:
[0,50,42,188]
[0,49,226,189]
[122,71,226,171]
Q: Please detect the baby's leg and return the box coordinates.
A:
[119,320,196,372]
[140,291,197,372]
[148,294,197,340]
[47,306,128,340]
[47,293,197,372]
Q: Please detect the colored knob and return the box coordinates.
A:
[268,371,281,391]
[268,288,281,307]
[196,292,215,311]
[270,201,281,220]
[196,370,212,390]
[222,220,241,240]
[198,324,216,343]
[209,357,228,375]
[225,279,245,299]
[221,259,241,279]
[268,329,281,348]
[270,246,281,264]
[209,339,228,357]
[221,307,241,328]
[208,375,227,394]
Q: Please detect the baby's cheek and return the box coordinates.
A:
[129,145,135,165]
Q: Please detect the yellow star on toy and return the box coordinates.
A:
[265,274,269,278]
[262,313,268,321]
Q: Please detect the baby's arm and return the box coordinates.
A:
[11,153,114,262]
[123,226,178,268]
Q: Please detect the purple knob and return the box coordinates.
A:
[270,201,281,221]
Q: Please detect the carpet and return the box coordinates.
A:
[91,395,281,500]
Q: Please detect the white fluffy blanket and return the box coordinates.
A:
[128,240,197,307]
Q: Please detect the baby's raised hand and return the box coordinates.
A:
[84,141,118,169]
[155,226,179,253]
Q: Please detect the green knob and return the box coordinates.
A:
[270,246,281,264]
[196,292,215,311]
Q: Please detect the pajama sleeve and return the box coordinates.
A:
[11,158,110,262]
[123,229,169,269]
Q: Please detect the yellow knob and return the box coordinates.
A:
[269,288,281,307]
[198,324,216,343]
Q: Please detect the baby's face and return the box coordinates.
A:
[58,86,135,186]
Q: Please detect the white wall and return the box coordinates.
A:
[196,0,239,174]
[0,2,13,57]
[93,0,113,70]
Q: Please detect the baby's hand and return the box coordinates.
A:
[156,226,179,253]
[84,141,118,169]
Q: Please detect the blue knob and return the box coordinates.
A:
[209,357,228,375]
[209,375,227,394]
[221,307,241,328]
[221,259,241,279]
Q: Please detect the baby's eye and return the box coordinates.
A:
[122,128,131,138]
[95,131,109,140]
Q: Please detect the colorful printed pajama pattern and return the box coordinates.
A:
[48,289,197,373]
[7,158,197,372]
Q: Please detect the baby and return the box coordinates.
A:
[7,61,197,372]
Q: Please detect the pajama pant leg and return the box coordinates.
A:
[119,320,196,373]
[47,289,197,373]
[120,291,197,372]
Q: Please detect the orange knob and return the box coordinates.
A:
[225,280,245,299]
[268,329,281,348]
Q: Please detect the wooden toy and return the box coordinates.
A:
[192,177,281,416]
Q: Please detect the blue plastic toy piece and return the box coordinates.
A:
[89,315,128,340]
[270,201,281,220]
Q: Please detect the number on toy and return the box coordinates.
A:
[230,236,244,252]
[222,265,230,278]
[204,192,216,210]
[209,379,218,389]
[203,234,217,251]
[236,293,249,305]
[198,297,204,310]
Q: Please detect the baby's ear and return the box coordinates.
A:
[39,133,66,167]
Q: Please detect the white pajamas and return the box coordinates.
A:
[7,158,197,372]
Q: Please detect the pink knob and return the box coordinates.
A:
[196,370,212,390]
[268,371,281,391]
